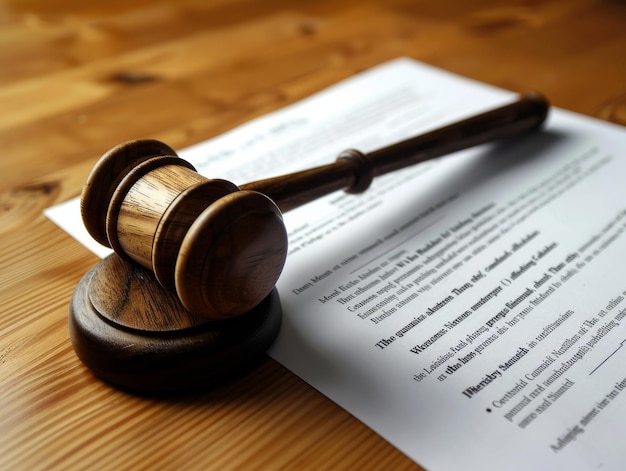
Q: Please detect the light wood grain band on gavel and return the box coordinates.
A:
[81,92,549,320]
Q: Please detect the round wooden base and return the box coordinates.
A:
[69,255,282,393]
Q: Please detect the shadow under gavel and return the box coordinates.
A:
[70,92,549,392]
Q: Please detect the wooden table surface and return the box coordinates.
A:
[1,0,625,469]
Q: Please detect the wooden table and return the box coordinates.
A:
[1,0,625,469]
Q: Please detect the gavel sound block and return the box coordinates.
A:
[70,93,549,392]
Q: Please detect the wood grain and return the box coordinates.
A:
[1,0,625,469]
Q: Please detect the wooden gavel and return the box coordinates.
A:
[71,92,549,391]
[81,93,549,321]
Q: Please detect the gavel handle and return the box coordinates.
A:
[240,92,549,212]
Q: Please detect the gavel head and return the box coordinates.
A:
[81,139,288,320]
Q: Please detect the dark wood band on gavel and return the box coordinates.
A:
[81,92,549,319]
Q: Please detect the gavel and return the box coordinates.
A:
[70,93,549,392]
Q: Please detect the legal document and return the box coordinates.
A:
[47,58,626,470]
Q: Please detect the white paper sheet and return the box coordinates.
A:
[46,58,626,471]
